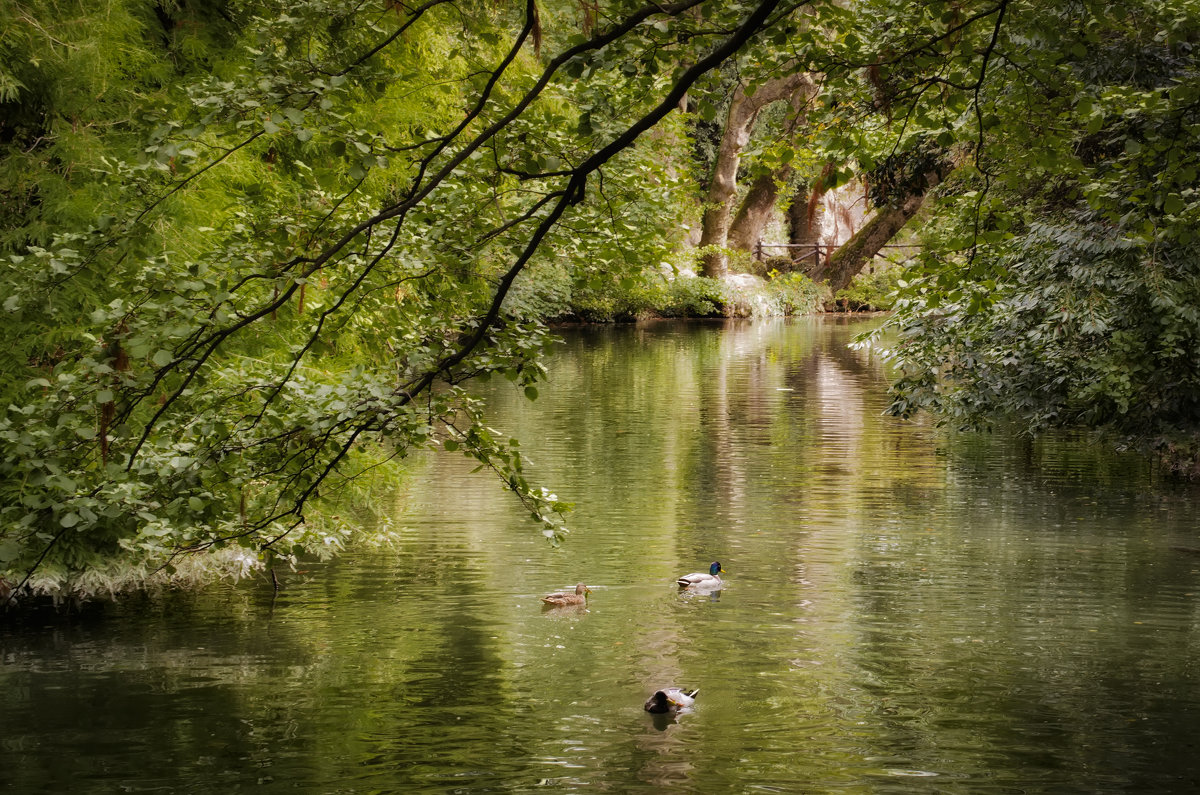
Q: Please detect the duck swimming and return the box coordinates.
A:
[644,687,699,714]
[541,583,590,607]
[677,562,725,589]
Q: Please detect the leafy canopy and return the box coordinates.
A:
[0,0,811,601]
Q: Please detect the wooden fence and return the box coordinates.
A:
[753,242,919,264]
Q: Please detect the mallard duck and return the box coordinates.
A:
[541,583,590,607]
[677,561,725,589]
[644,687,699,714]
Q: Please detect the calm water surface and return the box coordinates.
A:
[4,317,1200,793]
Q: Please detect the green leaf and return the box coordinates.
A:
[524,385,538,401]
[0,540,20,563]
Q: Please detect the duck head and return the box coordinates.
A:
[644,690,672,713]
[709,562,725,576]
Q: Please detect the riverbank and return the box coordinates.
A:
[544,265,898,323]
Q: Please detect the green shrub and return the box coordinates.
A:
[658,275,729,317]
[505,259,576,320]
[508,259,663,322]
[835,264,902,310]
[765,271,824,314]
[568,286,650,321]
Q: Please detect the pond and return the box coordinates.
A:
[4,317,1200,792]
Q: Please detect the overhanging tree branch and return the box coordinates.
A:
[119,0,719,456]
[250,0,790,531]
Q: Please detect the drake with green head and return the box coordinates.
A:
[644,687,699,714]
[677,562,725,589]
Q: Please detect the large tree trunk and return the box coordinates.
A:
[727,170,783,253]
[783,183,821,270]
[786,185,821,239]
[698,72,813,278]
[807,168,945,292]
[726,77,817,256]
[807,191,926,292]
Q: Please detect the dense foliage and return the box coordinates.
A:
[0,0,800,601]
[862,1,1200,471]
[887,222,1200,463]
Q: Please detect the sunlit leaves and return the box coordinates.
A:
[0,0,585,599]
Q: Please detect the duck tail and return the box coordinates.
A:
[685,688,699,698]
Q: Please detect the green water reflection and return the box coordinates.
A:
[4,317,1200,793]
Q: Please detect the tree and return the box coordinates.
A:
[696,71,813,277]
[807,149,950,292]
[725,76,820,253]
[0,0,801,604]
[856,0,1200,471]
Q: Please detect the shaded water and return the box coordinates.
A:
[5,317,1200,793]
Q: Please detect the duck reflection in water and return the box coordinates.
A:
[678,588,722,603]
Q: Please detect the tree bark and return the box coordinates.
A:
[698,71,812,277]
[727,170,784,253]
[784,183,821,269]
